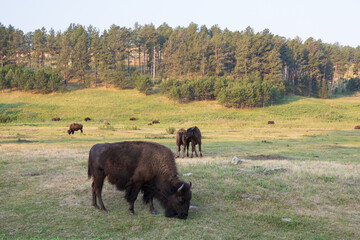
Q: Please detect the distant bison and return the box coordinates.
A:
[268,121,275,124]
[148,123,153,126]
[175,128,189,158]
[52,117,60,121]
[130,117,136,121]
[184,126,202,158]
[84,117,91,122]
[152,120,160,124]
[88,141,192,219]
[67,123,83,135]
[104,120,110,125]
[355,125,360,129]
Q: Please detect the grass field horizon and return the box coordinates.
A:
[1,88,360,239]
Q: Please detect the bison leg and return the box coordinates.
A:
[149,198,158,215]
[199,143,203,157]
[93,174,107,212]
[142,184,158,214]
[91,182,99,209]
[176,144,180,158]
[125,182,142,215]
[186,142,190,157]
[80,128,83,133]
[182,144,186,158]
[190,142,196,158]
[193,143,199,157]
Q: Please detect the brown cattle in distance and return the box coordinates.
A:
[52,117,60,121]
[88,141,192,219]
[67,123,83,135]
[268,121,275,124]
[152,120,160,124]
[184,126,202,158]
[175,128,189,158]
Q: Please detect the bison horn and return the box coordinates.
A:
[177,183,185,192]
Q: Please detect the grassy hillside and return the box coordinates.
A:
[1,89,360,239]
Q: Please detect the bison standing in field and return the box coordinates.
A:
[175,128,189,158]
[84,117,91,122]
[184,126,202,158]
[88,141,192,219]
[67,123,83,135]
[52,117,60,121]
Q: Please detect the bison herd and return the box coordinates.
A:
[86,126,201,219]
[53,117,200,219]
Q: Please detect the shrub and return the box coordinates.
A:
[166,127,176,134]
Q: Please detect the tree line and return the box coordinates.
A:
[0,22,359,106]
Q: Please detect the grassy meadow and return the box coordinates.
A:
[1,88,360,239]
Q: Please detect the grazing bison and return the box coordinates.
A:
[268,121,275,124]
[104,120,110,125]
[175,128,189,158]
[88,141,192,219]
[130,117,136,121]
[67,123,83,135]
[152,120,160,124]
[184,126,202,158]
[148,123,153,126]
[355,125,360,129]
[84,117,91,122]
[52,117,60,121]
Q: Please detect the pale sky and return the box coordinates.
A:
[1,0,359,47]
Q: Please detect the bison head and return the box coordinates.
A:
[67,129,72,135]
[185,127,196,140]
[165,181,192,219]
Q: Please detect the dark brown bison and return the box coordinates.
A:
[268,121,275,124]
[104,120,110,125]
[355,125,360,129]
[175,128,189,158]
[67,123,83,135]
[184,126,202,158]
[88,141,192,219]
[52,117,60,121]
[148,123,153,126]
[84,117,91,122]
[130,117,136,121]
[152,120,160,124]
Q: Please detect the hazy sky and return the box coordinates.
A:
[1,0,359,47]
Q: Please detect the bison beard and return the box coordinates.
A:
[88,141,192,219]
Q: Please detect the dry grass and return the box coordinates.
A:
[1,90,360,239]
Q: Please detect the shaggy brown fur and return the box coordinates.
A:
[185,126,203,158]
[67,123,83,135]
[88,141,192,219]
[175,128,189,158]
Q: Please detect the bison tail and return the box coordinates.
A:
[88,158,92,179]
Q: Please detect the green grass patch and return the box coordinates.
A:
[0,89,360,238]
